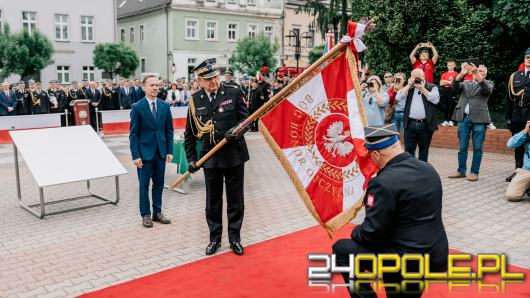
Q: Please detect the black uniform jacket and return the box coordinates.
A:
[352,152,448,269]
[184,85,250,169]
[506,70,530,122]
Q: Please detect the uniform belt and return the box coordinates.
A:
[409,118,425,123]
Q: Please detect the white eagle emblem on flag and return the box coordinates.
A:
[323,121,354,157]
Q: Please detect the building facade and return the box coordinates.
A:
[0,0,117,84]
[282,0,324,71]
[117,0,283,80]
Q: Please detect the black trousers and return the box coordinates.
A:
[333,239,437,298]
[203,164,245,242]
[510,121,526,169]
[439,88,455,121]
[404,121,433,162]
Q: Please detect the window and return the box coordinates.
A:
[227,23,238,41]
[227,0,236,3]
[139,25,144,42]
[57,66,70,83]
[82,66,95,81]
[264,25,274,41]
[185,19,198,40]
[248,24,257,38]
[247,0,255,5]
[141,58,146,73]
[129,27,134,43]
[81,16,94,42]
[22,12,37,35]
[205,21,217,41]
[307,29,314,47]
[55,14,69,41]
[120,28,125,42]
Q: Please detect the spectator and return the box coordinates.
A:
[381,72,393,93]
[361,75,388,126]
[181,83,191,106]
[0,82,17,116]
[462,62,474,81]
[387,72,407,131]
[118,80,133,109]
[166,82,181,106]
[409,42,439,84]
[439,59,459,126]
[396,68,440,162]
[131,79,145,104]
[506,121,530,202]
[448,63,493,181]
[272,80,282,96]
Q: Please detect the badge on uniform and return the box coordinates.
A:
[366,194,374,207]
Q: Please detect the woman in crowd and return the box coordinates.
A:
[181,83,191,106]
[361,75,388,126]
[166,82,181,106]
[386,72,407,131]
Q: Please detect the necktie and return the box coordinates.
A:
[151,101,157,120]
[210,92,216,102]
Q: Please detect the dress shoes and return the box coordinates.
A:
[152,213,171,224]
[230,242,244,255]
[506,172,517,182]
[206,242,221,255]
[142,216,153,228]
[448,172,466,179]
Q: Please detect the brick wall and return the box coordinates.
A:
[428,127,514,154]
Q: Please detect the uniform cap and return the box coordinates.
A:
[364,123,399,151]
[192,58,220,78]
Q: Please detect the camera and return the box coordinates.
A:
[414,78,422,84]
[366,82,374,88]
[394,78,401,84]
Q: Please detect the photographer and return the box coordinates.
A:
[506,120,530,202]
[448,62,493,182]
[385,72,407,131]
[396,69,440,162]
[410,42,439,83]
[361,75,388,126]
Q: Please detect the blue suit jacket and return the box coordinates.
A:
[129,97,174,161]
[0,90,17,116]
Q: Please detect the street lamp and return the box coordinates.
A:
[285,30,312,74]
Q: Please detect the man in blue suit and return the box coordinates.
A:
[0,82,17,116]
[129,75,174,228]
[131,79,145,104]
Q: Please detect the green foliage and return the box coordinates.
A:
[231,33,279,75]
[93,43,139,79]
[0,28,53,78]
[308,45,326,65]
[300,0,350,42]
[307,0,529,112]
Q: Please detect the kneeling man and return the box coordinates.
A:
[333,124,448,298]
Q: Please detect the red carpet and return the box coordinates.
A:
[81,225,530,298]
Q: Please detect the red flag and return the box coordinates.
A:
[259,44,378,234]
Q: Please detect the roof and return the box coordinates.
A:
[117,0,171,19]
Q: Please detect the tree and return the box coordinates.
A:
[231,33,279,75]
[0,28,53,80]
[300,0,350,42]
[93,43,139,79]
[308,45,325,65]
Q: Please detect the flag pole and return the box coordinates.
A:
[170,42,349,189]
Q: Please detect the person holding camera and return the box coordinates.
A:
[385,72,407,131]
[410,42,439,84]
[505,120,530,202]
[396,68,440,162]
[448,62,493,182]
[361,75,388,126]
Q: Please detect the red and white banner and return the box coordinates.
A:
[0,114,62,144]
[259,47,378,234]
[101,107,187,135]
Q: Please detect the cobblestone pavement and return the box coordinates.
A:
[0,131,528,297]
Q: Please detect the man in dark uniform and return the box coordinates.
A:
[47,80,61,114]
[67,81,86,125]
[100,80,113,110]
[30,81,51,114]
[221,68,239,88]
[184,58,250,256]
[333,123,448,298]
[248,77,261,131]
[506,48,530,182]
[15,81,31,115]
